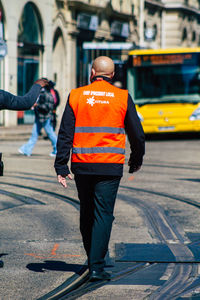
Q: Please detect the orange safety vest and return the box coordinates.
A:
[69,80,128,164]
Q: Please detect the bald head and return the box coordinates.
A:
[91,56,115,80]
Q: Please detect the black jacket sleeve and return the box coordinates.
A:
[124,94,145,170]
[54,95,75,175]
[0,84,41,111]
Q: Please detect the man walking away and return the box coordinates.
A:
[54,56,145,281]
[19,81,57,157]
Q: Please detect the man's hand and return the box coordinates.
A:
[129,165,141,173]
[34,78,49,87]
[128,159,141,173]
[57,174,73,188]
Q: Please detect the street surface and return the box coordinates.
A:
[0,126,200,299]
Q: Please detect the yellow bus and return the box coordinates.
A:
[127,48,200,134]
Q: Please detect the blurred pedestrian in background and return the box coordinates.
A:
[49,80,60,131]
[18,80,57,157]
[55,56,145,282]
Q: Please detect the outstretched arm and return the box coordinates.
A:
[0,78,48,111]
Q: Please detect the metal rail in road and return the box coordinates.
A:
[2,180,200,299]
[1,138,200,300]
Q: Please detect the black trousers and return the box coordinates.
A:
[74,174,121,272]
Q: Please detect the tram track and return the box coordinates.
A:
[0,181,80,208]
[144,162,200,171]
[0,180,149,299]
[118,190,200,300]
[1,179,200,299]
[120,185,200,209]
[35,186,200,299]
[38,187,200,299]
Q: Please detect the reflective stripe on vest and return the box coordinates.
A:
[73,147,125,154]
[75,127,125,134]
[69,80,128,164]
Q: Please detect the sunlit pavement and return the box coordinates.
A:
[0,126,200,299]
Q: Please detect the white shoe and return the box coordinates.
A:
[49,152,56,157]
[18,149,31,157]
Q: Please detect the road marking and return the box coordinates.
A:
[24,243,81,259]
[24,253,80,259]
[51,243,59,255]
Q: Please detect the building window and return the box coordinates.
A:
[131,4,134,15]
[192,31,196,42]
[17,2,43,124]
[182,28,187,41]
[144,22,157,41]
[18,2,43,47]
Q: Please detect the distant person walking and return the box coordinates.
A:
[19,82,57,157]
[54,56,145,281]
[49,80,60,131]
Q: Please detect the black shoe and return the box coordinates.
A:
[89,270,111,282]
[0,260,3,268]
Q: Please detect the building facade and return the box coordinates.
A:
[139,0,200,49]
[0,0,54,126]
[0,0,200,126]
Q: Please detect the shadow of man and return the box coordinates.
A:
[0,253,8,268]
[26,260,87,275]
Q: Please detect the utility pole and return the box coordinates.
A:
[139,0,144,48]
[161,9,165,48]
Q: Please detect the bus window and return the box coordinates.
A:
[127,48,200,134]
